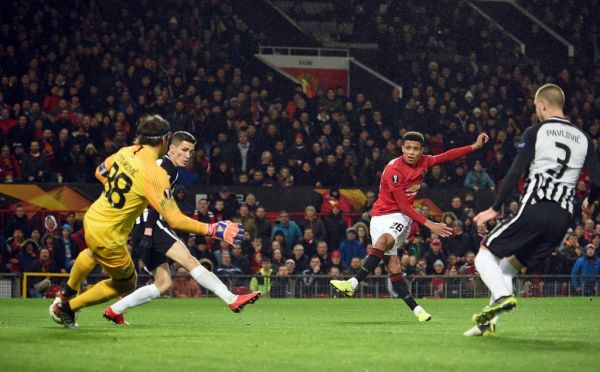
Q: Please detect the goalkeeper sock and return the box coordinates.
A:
[352,248,384,288]
[111,284,161,314]
[66,250,97,292]
[475,248,511,301]
[70,278,120,312]
[390,273,418,310]
[190,265,236,304]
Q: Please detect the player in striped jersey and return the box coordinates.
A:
[103,131,260,325]
[465,84,600,336]
[50,116,249,328]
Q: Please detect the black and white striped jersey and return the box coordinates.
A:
[135,154,179,225]
[492,116,600,215]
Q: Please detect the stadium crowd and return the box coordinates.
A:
[1,0,599,297]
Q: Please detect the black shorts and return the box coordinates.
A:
[484,201,571,268]
[132,220,179,271]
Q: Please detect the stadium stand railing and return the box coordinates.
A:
[4,273,598,299]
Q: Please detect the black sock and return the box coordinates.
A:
[354,249,384,282]
[63,284,77,298]
[390,273,418,310]
[59,300,74,315]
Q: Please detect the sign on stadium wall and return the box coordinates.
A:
[255,54,349,98]
[0,184,494,219]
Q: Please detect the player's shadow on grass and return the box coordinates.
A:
[483,336,595,351]
[332,320,413,326]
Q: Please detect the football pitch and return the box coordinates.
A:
[1,298,599,372]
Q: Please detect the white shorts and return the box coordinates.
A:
[370,213,412,256]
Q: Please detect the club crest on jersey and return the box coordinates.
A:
[392,175,399,184]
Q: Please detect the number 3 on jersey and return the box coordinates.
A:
[104,163,133,208]
[548,141,571,179]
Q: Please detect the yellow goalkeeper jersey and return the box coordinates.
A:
[84,145,207,249]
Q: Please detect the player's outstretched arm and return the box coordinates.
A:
[144,171,244,245]
[489,127,536,213]
[429,133,489,166]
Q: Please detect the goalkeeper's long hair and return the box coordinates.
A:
[135,115,172,146]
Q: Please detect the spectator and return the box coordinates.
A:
[271,248,286,273]
[214,187,238,219]
[231,245,251,275]
[232,204,257,240]
[18,239,39,272]
[423,239,447,274]
[270,265,293,298]
[329,250,344,271]
[190,242,217,269]
[21,140,48,182]
[216,251,243,282]
[571,245,600,296]
[431,260,446,297]
[323,205,347,251]
[442,220,472,263]
[250,258,273,295]
[53,224,79,273]
[172,267,201,298]
[561,232,582,268]
[271,211,302,249]
[314,241,330,272]
[297,205,327,242]
[542,246,570,296]
[5,204,31,236]
[254,207,273,244]
[291,244,309,274]
[25,247,57,298]
[302,256,324,293]
[353,221,371,250]
[299,228,317,258]
[339,227,365,267]
[344,257,362,277]
[285,259,297,276]
[320,188,353,215]
[464,160,495,191]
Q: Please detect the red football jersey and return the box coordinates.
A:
[371,146,473,225]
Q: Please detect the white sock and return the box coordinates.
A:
[348,277,359,289]
[475,249,511,301]
[413,305,423,316]
[189,265,237,305]
[499,258,518,295]
[111,284,160,314]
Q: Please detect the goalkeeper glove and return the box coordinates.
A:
[209,220,244,245]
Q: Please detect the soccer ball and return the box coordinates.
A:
[49,297,79,324]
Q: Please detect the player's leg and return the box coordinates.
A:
[55,242,99,302]
[55,248,137,328]
[384,255,431,321]
[166,239,261,312]
[331,214,401,296]
[105,263,171,324]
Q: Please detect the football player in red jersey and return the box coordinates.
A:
[332,131,488,321]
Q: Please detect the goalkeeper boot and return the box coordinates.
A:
[415,306,432,322]
[104,306,129,325]
[472,295,517,325]
[464,319,496,337]
[330,280,355,297]
[54,301,79,329]
[229,291,261,313]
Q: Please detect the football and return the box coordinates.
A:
[48,297,79,324]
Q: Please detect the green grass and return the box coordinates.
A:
[1,298,599,372]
